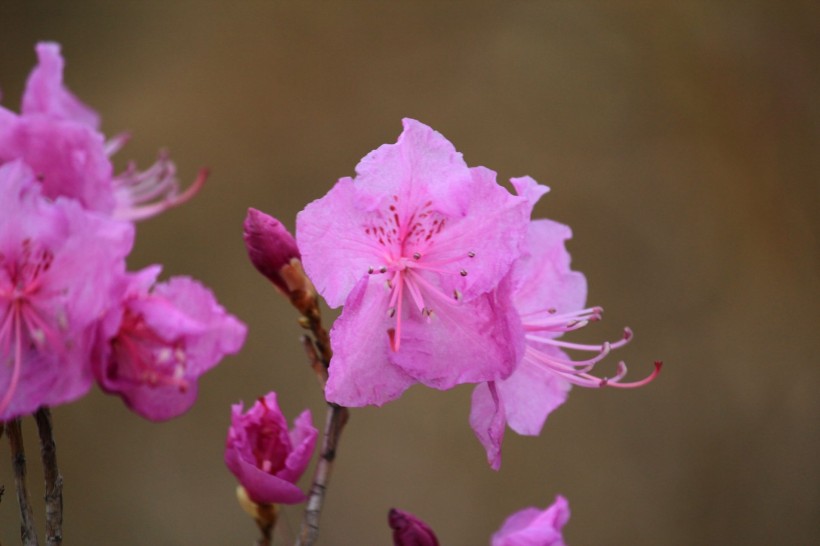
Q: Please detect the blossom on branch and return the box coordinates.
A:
[224,392,318,505]
[0,160,133,420]
[93,266,247,421]
[297,118,532,406]
[389,508,440,546]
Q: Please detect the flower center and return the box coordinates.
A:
[362,196,474,351]
[108,309,189,392]
[0,240,60,416]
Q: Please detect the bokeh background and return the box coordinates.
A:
[1,2,818,545]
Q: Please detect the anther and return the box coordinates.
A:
[413,252,421,260]
[453,289,462,301]
[368,267,374,274]
[379,266,387,274]
[467,251,475,258]
[459,269,468,277]
[388,307,396,318]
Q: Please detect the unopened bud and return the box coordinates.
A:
[388,508,440,546]
[243,208,301,294]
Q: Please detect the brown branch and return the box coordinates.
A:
[295,402,348,546]
[34,408,63,546]
[7,419,39,546]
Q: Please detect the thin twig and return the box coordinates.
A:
[7,419,39,546]
[34,408,63,546]
[295,402,348,546]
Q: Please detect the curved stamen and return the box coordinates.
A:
[0,305,23,416]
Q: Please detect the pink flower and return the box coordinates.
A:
[243,208,301,294]
[471,178,661,469]
[389,508,440,546]
[0,160,133,420]
[0,42,203,221]
[224,392,318,505]
[491,495,570,546]
[297,119,532,406]
[93,266,247,421]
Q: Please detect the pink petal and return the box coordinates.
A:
[324,278,415,406]
[21,42,101,129]
[469,382,506,471]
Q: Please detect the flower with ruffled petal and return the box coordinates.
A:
[297,119,531,406]
[491,495,570,546]
[224,392,318,505]
[93,266,247,421]
[471,178,661,469]
[0,160,133,420]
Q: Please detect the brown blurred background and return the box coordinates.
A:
[1,1,818,544]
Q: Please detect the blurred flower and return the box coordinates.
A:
[389,508,440,546]
[470,178,661,469]
[491,495,570,546]
[224,392,318,505]
[0,160,133,420]
[243,207,302,295]
[0,42,203,221]
[93,266,247,421]
[297,118,531,406]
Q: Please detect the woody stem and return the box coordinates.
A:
[35,407,63,545]
[7,418,39,546]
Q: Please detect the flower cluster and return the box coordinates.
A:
[0,43,245,421]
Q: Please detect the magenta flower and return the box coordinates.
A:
[389,508,440,546]
[0,42,203,221]
[491,495,570,546]
[243,208,301,294]
[0,160,133,420]
[471,178,661,469]
[297,119,532,406]
[93,266,247,421]
[224,392,318,505]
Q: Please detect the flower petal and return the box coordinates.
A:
[324,277,415,406]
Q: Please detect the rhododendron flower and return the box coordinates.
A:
[297,118,532,406]
[471,178,661,469]
[491,495,570,546]
[0,42,203,221]
[243,207,301,294]
[93,266,246,421]
[0,160,133,420]
[224,392,318,505]
[389,508,440,546]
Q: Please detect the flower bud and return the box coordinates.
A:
[388,508,439,546]
[243,208,301,294]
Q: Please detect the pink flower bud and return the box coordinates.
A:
[243,208,301,294]
[388,508,440,546]
[224,392,318,505]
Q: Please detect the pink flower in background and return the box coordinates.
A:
[93,266,247,421]
[297,118,532,406]
[470,178,661,469]
[491,495,570,546]
[389,508,440,546]
[243,207,301,294]
[0,160,133,420]
[224,392,318,505]
[0,42,204,222]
